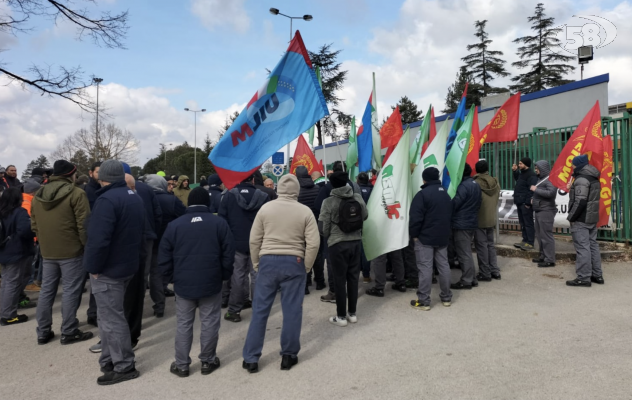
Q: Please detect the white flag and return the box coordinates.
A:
[411,117,451,195]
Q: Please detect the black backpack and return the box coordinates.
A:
[337,197,363,233]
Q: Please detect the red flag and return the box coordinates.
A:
[599,135,613,227]
[290,135,321,175]
[462,83,469,99]
[480,93,521,144]
[466,108,481,176]
[549,102,603,191]
[421,106,437,154]
[318,159,324,175]
[380,106,404,164]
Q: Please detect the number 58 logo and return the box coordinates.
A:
[555,15,617,54]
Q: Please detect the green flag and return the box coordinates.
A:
[346,116,359,181]
[307,66,322,147]
[409,104,433,165]
[411,116,451,195]
[362,127,412,261]
[445,106,475,198]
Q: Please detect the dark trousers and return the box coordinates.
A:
[517,204,535,245]
[308,236,326,286]
[402,238,417,280]
[324,239,335,293]
[329,240,361,318]
[123,239,149,343]
[360,243,370,278]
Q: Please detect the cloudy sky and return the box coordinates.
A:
[1,0,630,174]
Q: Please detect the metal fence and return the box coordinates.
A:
[480,112,632,243]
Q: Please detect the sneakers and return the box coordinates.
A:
[537,262,556,268]
[87,316,98,327]
[386,274,396,282]
[591,276,605,284]
[450,281,472,290]
[170,362,189,378]
[89,341,103,353]
[363,277,372,284]
[201,358,220,375]
[97,368,140,386]
[491,273,501,280]
[365,287,384,297]
[0,314,28,326]
[320,291,336,303]
[520,243,534,251]
[442,301,452,307]
[391,283,407,293]
[329,316,348,327]
[242,360,259,374]
[280,355,298,371]
[476,273,492,282]
[37,331,55,345]
[60,330,94,345]
[24,284,41,292]
[18,299,36,309]
[514,242,526,248]
[224,312,242,323]
[410,300,430,311]
[566,278,591,287]
[347,314,358,323]
[100,363,114,373]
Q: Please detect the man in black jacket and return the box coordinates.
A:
[512,157,538,250]
[451,164,482,290]
[207,174,224,213]
[84,161,102,327]
[295,166,322,292]
[254,170,277,201]
[159,187,235,377]
[409,167,453,310]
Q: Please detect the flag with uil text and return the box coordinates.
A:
[362,128,412,261]
[445,106,475,198]
[411,116,451,195]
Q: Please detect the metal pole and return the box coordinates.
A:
[286,21,293,171]
[323,137,327,182]
[96,81,100,160]
[494,142,500,243]
[194,112,197,184]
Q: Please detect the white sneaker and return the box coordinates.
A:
[442,301,451,307]
[329,316,348,327]
[89,341,102,353]
[347,314,358,323]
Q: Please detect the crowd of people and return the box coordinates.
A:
[0,153,605,384]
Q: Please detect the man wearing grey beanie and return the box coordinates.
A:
[84,160,145,385]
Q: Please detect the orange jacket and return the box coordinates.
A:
[22,193,36,242]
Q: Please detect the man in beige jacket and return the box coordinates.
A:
[242,174,319,374]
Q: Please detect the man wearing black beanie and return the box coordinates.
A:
[512,157,538,250]
[159,186,235,377]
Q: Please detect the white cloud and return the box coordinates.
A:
[190,0,250,34]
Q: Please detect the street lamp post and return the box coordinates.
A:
[269,8,313,170]
[160,142,174,172]
[93,77,103,160]
[184,108,206,184]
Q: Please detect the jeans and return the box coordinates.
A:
[329,240,361,317]
[517,204,535,245]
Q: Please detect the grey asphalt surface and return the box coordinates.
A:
[1,257,631,400]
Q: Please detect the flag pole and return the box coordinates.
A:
[323,136,328,182]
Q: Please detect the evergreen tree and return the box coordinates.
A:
[510,3,575,93]
[70,150,91,177]
[309,44,350,146]
[21,154,50,181]
[461,20,510,96]
[392,96,423,126]
[443,66,484,114]
[217,111,240,142]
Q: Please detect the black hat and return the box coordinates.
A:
[31,167,46,177]
[52,160,77,177]
[422,167,439,182]
[462,163,472,178]
[208,174,222,187]
[475,160,489,174]
[188,187,211,207]
[199,179,208,187]
[330,171,348,188]
[520,157,532,168]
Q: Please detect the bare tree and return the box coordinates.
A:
[0,0,129,112]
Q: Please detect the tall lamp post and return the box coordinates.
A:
[184,108,206,184]
[93,77,103,160]
[269,8,313,169]
[160,142,174,173]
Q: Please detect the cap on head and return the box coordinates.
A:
[52,160,77,177]
[121,162,132,175]
[330,171,348,188]
[520,157,532,168]
[188,186,211,207]
[462,163,472,178]
[422,167,439,182]
[98,160,125,183]
[475,160,489,174]
[572,154,589,169]
[208,174,222,187]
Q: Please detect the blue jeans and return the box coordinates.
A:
[242,255,306,363]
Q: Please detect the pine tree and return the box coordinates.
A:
[21,154,51,181]
[461,20,510,96]
[443,67,484,114]
[392,96,423,126]
[510,3,575,93]
[217,111,240,142]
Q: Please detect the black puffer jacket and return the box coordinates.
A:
[452,176,481,230]
[532,160,557,212]
[513,168,538,205]
[296,166,319,216]
[409,180,453,247]
[568,165,600,224]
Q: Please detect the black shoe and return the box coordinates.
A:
[306,277,313,287]
[405,279,419,289]
[154,311,164,318]
[450,282,472,290]
[432,276,438,284]
[476,274,492,282]
[17,299,36,309]
[316,282,326,290]
[0,314,28,326]
[514,242,525,249]
[38,331,55,345]
[365,287,384,297]
[221,302,228,309]
[100,363,114,373]
[170,362,189,378]
[242,300,252,310]
[242,360,259,373]
[449,262,460,269]
[472,280,479,288]
[386,274,396,282]
[131,341,139,350]
[591,276,605,285]
[87,316,98,327]
[537,262,556,268]
[224,312,241,323]
[60,330,94,345]
[164,288,175,297]
[305,287,310,295]
[280,355,298,371]
[97,368,140,385]
[391,283,407,293]
[491,273,501,280]
[532,258,544,263]
[566,278,591,287]
[201,358,220,375]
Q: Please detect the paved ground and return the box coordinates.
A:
[1,257,631,400]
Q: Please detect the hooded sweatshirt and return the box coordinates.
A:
[174,175,191,206]
[568,164,600,224]
[319,185,368,247]
[296,166,319,216]
[249,174,320,272]
[146,174,186,240]
[473,172,500,229]
[31,175,90,259]
[532,160,557,212]
[218,182,268,253]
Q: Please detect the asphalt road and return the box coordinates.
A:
[1,257,630,400]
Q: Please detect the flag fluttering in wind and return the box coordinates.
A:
[346,116,359,181]
[306,66,322,147]
[210,31,329,189]
[465,107,481,175]
[422,106,437,155]
[380,106,404,164]
[479,92,521,144]
[362,128,412,261]
[445,105,475,198]
[357,92,375,172]
[442,83,469,191]
[599,135,613,227]
[410,104,433,165]
[290,134,322,175]
[411,116,451,195]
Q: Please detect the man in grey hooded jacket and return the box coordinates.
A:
[530,160,557,268]
[565,154,603,287]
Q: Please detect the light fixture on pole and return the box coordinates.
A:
[578,45,593,80]
[269,7,313,169]
[93,77,103,161]
[184,108,206,184]
[160,142,174,173]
